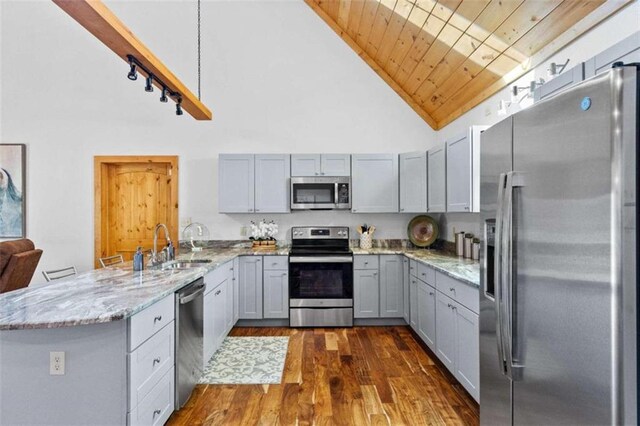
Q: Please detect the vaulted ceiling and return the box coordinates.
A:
[305,0,631,129]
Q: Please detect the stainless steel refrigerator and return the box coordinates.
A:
[480,64,638,425]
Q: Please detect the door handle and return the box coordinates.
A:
[501,171,525,380]
[494,173,507,376]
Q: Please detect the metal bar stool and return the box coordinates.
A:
[99,254,125,268]
[42,266,77,282]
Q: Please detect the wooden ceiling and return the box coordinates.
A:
[305,0,631,129]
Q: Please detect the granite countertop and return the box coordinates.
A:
[0,243,478,331]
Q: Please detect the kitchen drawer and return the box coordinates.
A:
[204,262,231,295]
[128,367,175,426]
[409,259,418,277]
[435,272,479,314]
[417,262,435,286]
[354,255,378,270]
[263,256,288,270]
[129,321,175,410]
[128,294,175,351]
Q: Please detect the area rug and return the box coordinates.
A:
[199,336,289,384]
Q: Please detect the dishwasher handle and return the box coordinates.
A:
[179,283,205,304]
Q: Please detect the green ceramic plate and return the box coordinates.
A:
[407,215,439,247]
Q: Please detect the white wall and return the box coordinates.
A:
[0,0,438,279]
[1,0,638,280]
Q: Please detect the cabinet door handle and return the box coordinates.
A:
[447,303,451,308]
[255,209,260,212]
[321,172,325,175]
[154,315,162,323]
[282,273,287,276]
[449,287,455,292]
[315,172,319,175]
[248,209,253,212]
[153,409,162,418]
[429,291,434,295]
[421,272,426,276]
[452,306,457,310]
[373,272,377,276]
[464,206,469,210]
[153,357,161,365]
[215,290,221,296]
[400,208,404,211]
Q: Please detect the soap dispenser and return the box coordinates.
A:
[133,247,144,271]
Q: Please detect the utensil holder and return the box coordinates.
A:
[360,233,373,250]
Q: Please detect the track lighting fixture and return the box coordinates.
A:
[126,54,183,117]
[127,57,137,81]
[145,75,154,92]
[176,98,183,116]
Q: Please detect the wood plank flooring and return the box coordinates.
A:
[167,326,479,425]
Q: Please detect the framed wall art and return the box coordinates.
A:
[0,144,26,238]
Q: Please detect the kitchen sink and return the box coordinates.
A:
[161,260,211,270]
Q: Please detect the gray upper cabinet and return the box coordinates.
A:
[399,152,427,213]
[218,154,254,213]
[354,269,379,318]
[352,154,399,213]
[427,147,446,213]
[585,32,640,78]
[446,126,485,213]
[379,255,404,318]
[291,154,320,176]
[254,154,290,213]
[321,154,351,176]
[219,154,289,214]
[291,154,351,176]
[533,63,584,102]
[238,256,263,319]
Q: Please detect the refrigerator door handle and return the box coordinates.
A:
[502,171,525,381]
[494,172,508,375]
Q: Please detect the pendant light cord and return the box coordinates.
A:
[197,0,201,100]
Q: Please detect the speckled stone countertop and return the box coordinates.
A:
[0,242,478,331]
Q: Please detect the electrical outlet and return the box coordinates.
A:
[240,226,248,237]
[50,351,65,375]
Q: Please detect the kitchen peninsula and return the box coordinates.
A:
[0,243,478,425]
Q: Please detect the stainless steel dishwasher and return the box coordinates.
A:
[174,278,205,408]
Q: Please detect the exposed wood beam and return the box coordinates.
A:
[52,0,212,121]
[305,0,440,129]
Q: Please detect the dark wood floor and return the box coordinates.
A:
[168,326,479,425]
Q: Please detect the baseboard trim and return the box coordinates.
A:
[235,318,409,327]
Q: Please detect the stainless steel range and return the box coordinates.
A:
[289,226,353,327]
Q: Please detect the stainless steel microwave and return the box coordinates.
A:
[290,177,351,210]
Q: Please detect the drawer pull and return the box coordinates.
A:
[153,315,162,323]
[421,272,426,276]
[153,357,161,366]
[272,262,278,266]
[429,291,434,296]
[449,287,455,292]
[282,273,286,276]
[447,303,451,308]
[215,290,222,296]
[153,409,162,418]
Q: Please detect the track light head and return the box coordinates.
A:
[127,57,138,81]
[176,98,183,116]
[145,75,154,92]
[160,87,169,103]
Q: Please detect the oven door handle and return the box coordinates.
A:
[289,256,353,263]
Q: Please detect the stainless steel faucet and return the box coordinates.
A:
[150,223,172,266]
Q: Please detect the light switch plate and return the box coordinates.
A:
[50,351,65,375]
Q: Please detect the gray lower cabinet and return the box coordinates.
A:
[399,151,427,213]
[351,154,399,213]
[238,256,263,319]
[454,301,479,401]
[233,257,240,324]
[402,257,410,323]
[379,255,404,317]
[427,146,446,213]
[435,291,456,371]
[263,269,289,319]
[225,262,235,332]
[416,279,436,352]
[354,269,379,318]
[218,154,255,213]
